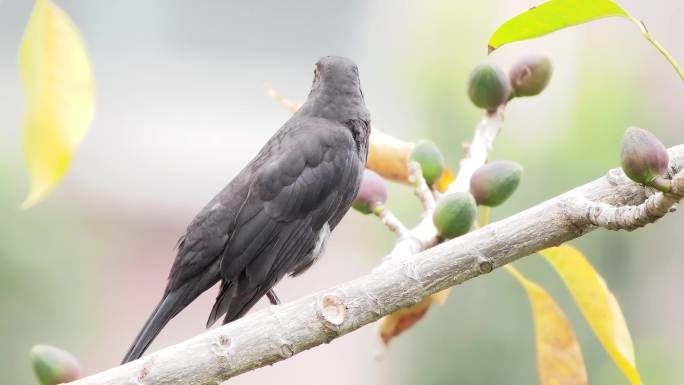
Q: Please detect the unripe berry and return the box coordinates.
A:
[433,192,477,239]
[470,160,523,207]
[467,64,511,112]
[409,140,446,186]
[621,127,670,192]
[31,345,81,385]
[509,54,553,97]
[352,169,388,214]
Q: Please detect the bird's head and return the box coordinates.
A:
[298,56,370,124]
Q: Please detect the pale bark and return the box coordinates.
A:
[68,145,684,385]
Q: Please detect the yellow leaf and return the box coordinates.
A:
[19,0,95,208]
[378,296,434,345]
[506,265,587,385]
[541,245,643,385]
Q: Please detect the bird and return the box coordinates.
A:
[122,56,371,363]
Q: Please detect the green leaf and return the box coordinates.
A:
[488,0,627,52]
[487,0,684,82]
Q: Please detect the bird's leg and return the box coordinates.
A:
[266,289,281,305]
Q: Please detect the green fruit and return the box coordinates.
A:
[509,54,553,97]
[31,345,81,385]
[433,192,477,239]
[467,64,512,111]
[470,160,523,207]
[409,140,445,186]
[621,127,670,191]
[352,169,388,214]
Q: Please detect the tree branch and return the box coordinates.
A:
[68,145,684,385]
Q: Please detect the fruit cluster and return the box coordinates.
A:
[353,54,555,241]
[468,54,553,112]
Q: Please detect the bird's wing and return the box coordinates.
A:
[165,177,248,293]
[208,118,363,325]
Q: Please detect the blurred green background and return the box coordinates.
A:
[1,1,683,384]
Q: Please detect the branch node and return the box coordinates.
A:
[279,344,295,358]
[210,342,230,360]
[580,170,684,231]
[137,357,156,384]
[401,262,425,289]
[605,168,623,186]
[317,294,346,331]
[210,335,233,369]
[476,254,493,274]
[218,335,231,347]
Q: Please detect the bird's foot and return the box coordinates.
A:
[266,289,281,305]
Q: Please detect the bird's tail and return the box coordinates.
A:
[121,284,193,364]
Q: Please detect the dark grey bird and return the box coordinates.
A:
[122,56,370,363]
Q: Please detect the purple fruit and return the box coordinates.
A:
[509,54,553,97]
[621,127,670,192]
[353,169,388,214]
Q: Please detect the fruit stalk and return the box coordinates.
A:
[409,161,437,211]
[447,107,505,195]
[372,203,410,238]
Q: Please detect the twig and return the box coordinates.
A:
[447,107,504,194]
[408,161,436,211]
[578,169,684,230]
[267,87,301,112]
[624,16,684,83]
[372,204,410,238]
